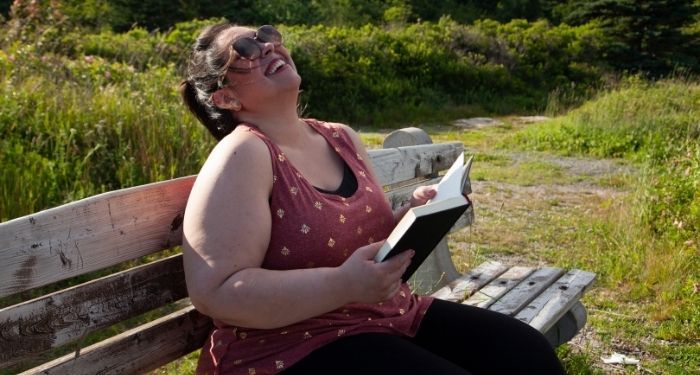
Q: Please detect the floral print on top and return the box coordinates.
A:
[195,119,433,375]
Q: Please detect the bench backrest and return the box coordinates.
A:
[0,129,466,373]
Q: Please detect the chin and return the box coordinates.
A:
[285,73,302,92]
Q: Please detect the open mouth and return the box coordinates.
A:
[265,59,287,76]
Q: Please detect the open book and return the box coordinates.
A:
[375,153,473,281]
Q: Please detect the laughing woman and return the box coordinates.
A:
[180,22,565,375]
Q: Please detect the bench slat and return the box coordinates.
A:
[0,176,195,298]
[488,267,565,316]
[0,144,462,299]
[514,269,596,333]
[18,267,593,374]
[462,266,534,308]
[370,142,463,186]
[0,164,470,369]
[0,255,187,369]
[22,305,211,375]
[431,261,508,302]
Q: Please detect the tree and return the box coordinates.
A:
[566,0,700,75]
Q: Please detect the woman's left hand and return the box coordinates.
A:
[410,185,437,207]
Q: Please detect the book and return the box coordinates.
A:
[374,153,473,281]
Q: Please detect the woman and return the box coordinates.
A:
[180,22,565,375]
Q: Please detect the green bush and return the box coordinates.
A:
[286,18,604,124]
[474,19,605,97]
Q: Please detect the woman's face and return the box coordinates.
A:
[215,26,301,109]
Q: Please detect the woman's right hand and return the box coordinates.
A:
[338,241,414,304]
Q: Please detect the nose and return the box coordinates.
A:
[260,42,274,58]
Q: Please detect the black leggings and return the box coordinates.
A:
[283,299,565,375]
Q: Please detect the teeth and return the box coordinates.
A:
[268,60,285,75]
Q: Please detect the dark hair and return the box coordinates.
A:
[180,22,238,141]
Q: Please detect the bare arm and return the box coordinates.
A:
[182,130,413,329]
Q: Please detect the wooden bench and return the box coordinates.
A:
[0,128,595,374]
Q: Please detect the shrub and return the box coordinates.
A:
[286,18,604,124]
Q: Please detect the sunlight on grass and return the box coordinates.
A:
[507,77,700,373]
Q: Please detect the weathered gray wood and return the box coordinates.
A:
[514,269,596,333]
[22,305,212,375]
[381,131,469,296]
[370,142,464,186]
[0,255,187,369]
[383,127,433,148]
[384,177,474,231]
[489,267,565,315]
[0,144,462,299]
[385,177,441,210]
[431,261,508,302]
[462,266,534,309]
[543,301,588,347]
[0,176,196,298]
[408,239,460,295]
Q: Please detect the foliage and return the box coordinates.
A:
[566,0,700,76]
[0,12,613,218]
[286,20,515,123]
[0,45,214,220]
[1,0,71,53]
[60,0,219,32]
[473,19,605,94]
[287,18,604,124]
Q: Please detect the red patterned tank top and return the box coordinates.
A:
[196,119,433,375]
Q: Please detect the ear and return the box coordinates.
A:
[211,89,242,111]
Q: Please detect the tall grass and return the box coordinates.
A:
[513,77,699,371]
[0,45,214,221]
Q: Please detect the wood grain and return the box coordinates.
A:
[0,255,187,368]
[0,144,463,298]
[22,306,211,375]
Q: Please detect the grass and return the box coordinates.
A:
[1,35,697,374]
[0,45,215,221]
[438,77,699,374]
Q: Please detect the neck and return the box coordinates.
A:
[238,98,307,147]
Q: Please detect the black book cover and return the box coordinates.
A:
[387,203,470,281]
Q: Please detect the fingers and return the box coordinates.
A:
[411,185,437,206]
[343,243,413,303]
[382,280,403,300]
[378,249,413,277]
[354,241,385,260]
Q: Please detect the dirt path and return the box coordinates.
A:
[450,149,635,264]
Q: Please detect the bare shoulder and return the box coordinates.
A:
[324,121,365,151]
[208,128,270,173]
[196,128,272,192]
[185,127,273,225]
